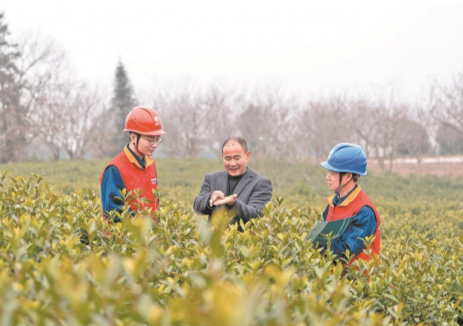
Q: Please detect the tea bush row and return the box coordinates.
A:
[1,171,462,325]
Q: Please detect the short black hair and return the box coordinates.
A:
[222,137,249,153]
[340,172,360,183]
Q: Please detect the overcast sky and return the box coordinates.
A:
[3,1,463,101]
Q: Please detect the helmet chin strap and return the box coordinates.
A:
[131,133,143,156]
[135,133,141,150]
[335,172,353,198]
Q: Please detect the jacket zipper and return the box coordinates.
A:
[330,205,336,221]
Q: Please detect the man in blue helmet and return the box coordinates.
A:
[319,143,381,263]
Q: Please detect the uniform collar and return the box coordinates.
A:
[327,184,361,207]
[124,145,155,170]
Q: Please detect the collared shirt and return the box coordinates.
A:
[127,144,146,169]
[321,184,377,260]
[101,144,146,221]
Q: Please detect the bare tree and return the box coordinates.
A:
[201,85,240,157]
[297,95,349,163]
[89,103,114,159]
[348,94,408,172]
[240,86,298,159]
[153,80,208,158]
[377,106,408,171]
[0,27,63,162]
[396,117,430,163]
[239,87,300,190]
[21,34,67,158]
[347,98,377,159]
[33,78,105,160]
[26,39,71,160]
[436,122,463,155]
[427,73,463,136]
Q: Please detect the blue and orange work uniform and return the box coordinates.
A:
[321,184,381,262]
[100,145,159,222]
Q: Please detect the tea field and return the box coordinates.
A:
[0,159,462,325]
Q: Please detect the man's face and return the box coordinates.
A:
[222,142,251,177]
[326,170,341,192]
[326,171,352,192]
[130,133,160,157]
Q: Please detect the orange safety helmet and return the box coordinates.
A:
[124,107,166,136]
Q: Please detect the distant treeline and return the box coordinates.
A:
[1,11,463,171]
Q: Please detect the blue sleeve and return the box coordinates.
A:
[101,166,128,222]
[329,206,377,260]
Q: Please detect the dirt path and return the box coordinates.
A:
[368,161,463,177]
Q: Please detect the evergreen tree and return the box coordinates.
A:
[110,61,137,155]
[0,11,22,163]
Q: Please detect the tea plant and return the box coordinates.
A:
[0,170,462,325]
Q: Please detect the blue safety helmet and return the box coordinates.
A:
[321,143,367,175]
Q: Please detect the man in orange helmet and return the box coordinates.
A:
[100,107,165,222]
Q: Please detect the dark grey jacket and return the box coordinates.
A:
[193,168,273,226]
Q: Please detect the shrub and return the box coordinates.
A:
[1,171,462,325]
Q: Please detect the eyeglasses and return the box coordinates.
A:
[140,136,163,146]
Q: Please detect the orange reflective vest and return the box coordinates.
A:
[326,185,380,262]
[100,147,159,217]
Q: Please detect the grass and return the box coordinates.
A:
[1,157,463,206]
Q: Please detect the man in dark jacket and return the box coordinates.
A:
[193,137,273,229]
